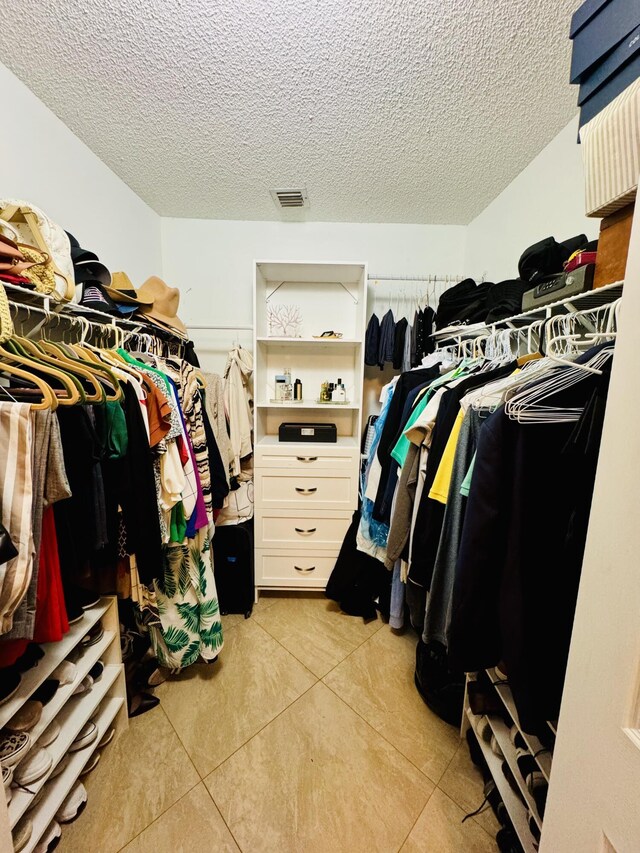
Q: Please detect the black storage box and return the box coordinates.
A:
[278,422,337,443]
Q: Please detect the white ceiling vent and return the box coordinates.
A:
[270,187,310,210]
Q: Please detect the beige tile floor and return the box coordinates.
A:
[59,593,499,853]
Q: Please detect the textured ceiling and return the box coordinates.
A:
[0,0,579,224]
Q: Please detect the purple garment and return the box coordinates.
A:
[175,399,208,537]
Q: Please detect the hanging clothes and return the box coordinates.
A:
[378,309,395,368]
[364,313,381,367]
[223,347,253,478]
[448,347,612,733]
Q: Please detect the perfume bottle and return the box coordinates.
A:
[332,378,346,402]
[282,368,293,402]
[294,378,303,401]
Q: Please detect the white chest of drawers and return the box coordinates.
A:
[253,441,359,592]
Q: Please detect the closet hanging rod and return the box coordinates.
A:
[188,324,253,331]
[368,274,463,283]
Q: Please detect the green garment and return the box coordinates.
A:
[170,501,187,543]
[117,348,172,397]
[460,453,476,497]
[390,366,467,467]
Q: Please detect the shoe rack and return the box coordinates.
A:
[462,671,554,853]
[1,596,127,852]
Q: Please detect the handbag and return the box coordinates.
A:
[15,244,56,294]
[0,233,34,277]
[0,201,75,301]
[0,520,18,564]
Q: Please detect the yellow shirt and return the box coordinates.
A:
[428,409,465,504]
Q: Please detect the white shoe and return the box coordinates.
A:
[55,781,87,823]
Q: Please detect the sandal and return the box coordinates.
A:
[313,330,343,339]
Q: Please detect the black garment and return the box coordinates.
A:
[392,317,408,370]
[54,407,105,583]
[200,389,229,510]
[408,363,517,591]
[448,350,611,733]
[422,307,435,356]
[325,510,391,620]
[435,280,491,330]
[378,310,395,368]
[414,306,435,362]
[410,310,421,367]
[485,280,529,323]
[183,340,201,368]
[365,314,381,367]
[117,381,164,585]
[372,366,440,522]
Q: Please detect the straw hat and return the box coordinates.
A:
[104,272,153,307]
[137,276,187,336]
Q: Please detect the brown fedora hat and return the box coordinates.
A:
[104,272,153,307]
[137,276,187,336]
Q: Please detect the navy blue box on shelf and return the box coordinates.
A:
[570,0,611,38]
[570,0,640,83]
[578,23,640,104]
[579,52,640,128]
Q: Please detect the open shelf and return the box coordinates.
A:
[256,435,359,449]
[433,280,624,340]
[11,630,116,772]
[486,713,543,831]
[9,664,121,828]
[22,696,124,853]
[0,601,111,731]
[466,710,537,853]
[256,336,361,346]
[256,401,360,410]
[487,668,553,781]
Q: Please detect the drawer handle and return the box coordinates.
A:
[295,487,317,495]
[294,565,316,573]
[295,527,317,536]
[296,456,318,462]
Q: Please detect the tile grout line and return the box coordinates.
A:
[320,678,443,788]
[318,623,460,787]
[200,777,246,852]
[115,706,202,852]
[394,785,438,852]
[116,777,202,852]
[247,615,322,681]
[155,687,209,782]
[253,602,386,681]
[202,678,320,779]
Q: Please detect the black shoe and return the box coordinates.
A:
[128,692,160,718]
[88,661,104,682]
[14,644,44,673]
[76,588,101,610]
[496,826,525,853]
[0,668,20,705]
[31,679,59,707]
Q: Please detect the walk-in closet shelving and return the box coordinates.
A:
[432,280,624,342]
[0,596,127,851]
[464,707,538,853]
[488,668,553,782]
[253,261,366,595]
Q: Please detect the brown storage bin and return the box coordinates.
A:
[594,202,634,288]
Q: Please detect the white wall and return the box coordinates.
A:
[464,116,599,282]
[161,217,466,378]
[0,63,161,285]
